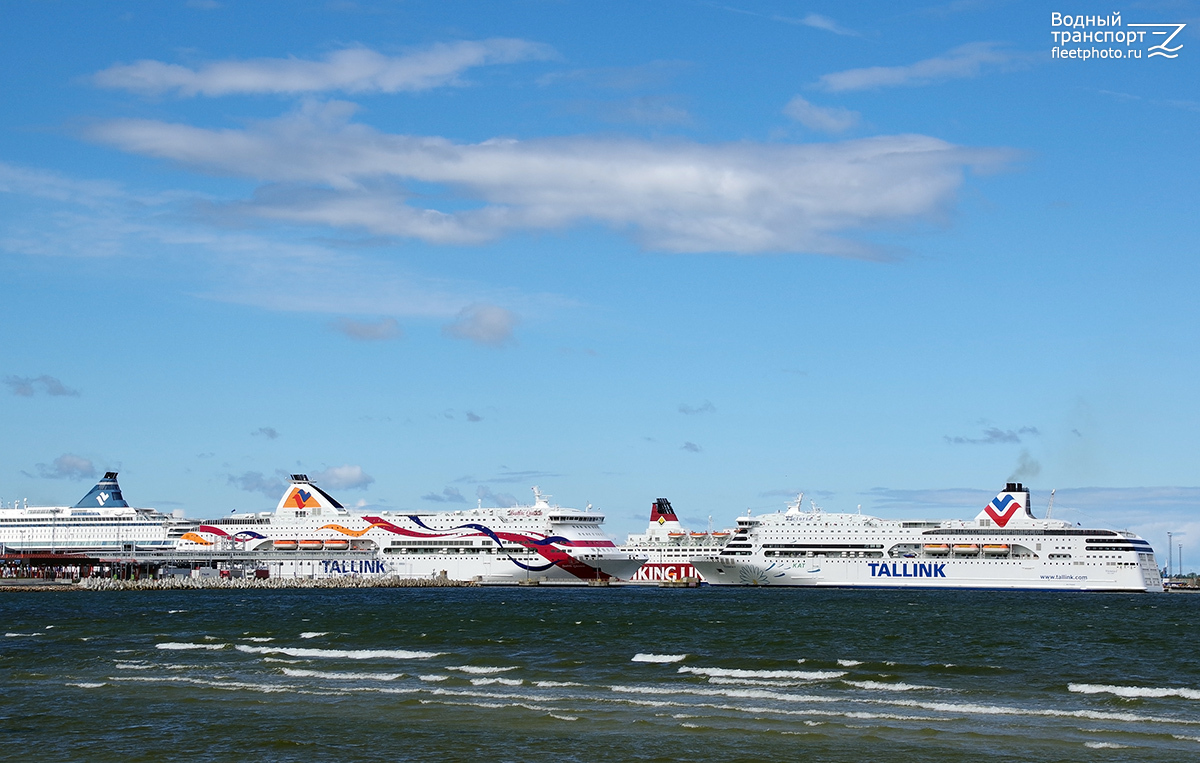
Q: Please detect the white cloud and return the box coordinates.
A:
[332,317,401,340]
[442,303,518,346]
[87,103,1011,257]
[783,96,860,133]
[717,6,859,37]
[228,471,286,498]
[816,42,1026,92]
[29,454,96,480]
[93,40,556,97]
[422,487,467,503]
[794,13,858,36]
[313,464,375,490]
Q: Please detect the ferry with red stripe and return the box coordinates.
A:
[178,475,646,584]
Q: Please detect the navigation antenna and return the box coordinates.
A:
[1045,489,1055,520]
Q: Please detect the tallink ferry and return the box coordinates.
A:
[690,483,1163,591]
[0,472,193,553]
[178,475,646,583]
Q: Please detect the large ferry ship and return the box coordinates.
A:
[179,475,647,583]
[0,472,193,553]
[618,498,731,583]
[690,483,1163,592]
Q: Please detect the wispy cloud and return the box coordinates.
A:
[945,426,1038,445]
[783,96,860,133]
[455,468,563,485]
[4,374,80,397]
[313,464,375,490]
[251,427,279,439]
[86,102,1012,257]
[465,411,483,422]
[715,5,859,36]
[477,485,518,507]
[816,42,1027,92]
[27,454,96,481]
[228,470,286,498]
[332,316,401,340]
[443,303,518,346]
[422,486,467,503]
[537,60,691,90]
[93,40,556,97]
[678,400,715,415]
[682,441,703,453]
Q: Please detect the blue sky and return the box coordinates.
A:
[2,1,1197,564]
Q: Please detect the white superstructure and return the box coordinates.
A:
[0,472,192,553]
[618,498,732,583]
[179,475,646,584]
[691,483,1163,592]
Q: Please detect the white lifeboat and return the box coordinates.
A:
[324,539,350,551]
[952,544,979,555]
[298,539,324,551]
[923,544,950,555]
[273,539,298,551]
[982,544,1010,556]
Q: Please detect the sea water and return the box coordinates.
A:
[2,587,1197,762]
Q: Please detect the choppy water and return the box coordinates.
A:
[2,587,1198,762]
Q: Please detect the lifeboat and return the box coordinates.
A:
[952,544,980,555]
[668,532,686,539]
[982,544,1010,556]
[923,544,950,555]
[689,532,708,538]
[298,539,324,551]
[273,539,298,551]
[711,531,731,538]
[324,539,350,551]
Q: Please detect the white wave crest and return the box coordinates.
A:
[535,680,583,688]
[844,680,940,692]
[156,642,227,651]
[299,632,329,639]
[235,645,442,660]
[470,677,524,687]
[67,682,106,688]
[837,660,863,667]
[446,665,519,674]
[5,632,43,637]
[1084,742,1129,749]
[1069,683,1200,701]
[419,674,448,682]
[282,668,401,681]
[632,653,688,663]
[242,637,274,643]
[679,666,845,680]
[548,713,578,721]
[114,662,154,671]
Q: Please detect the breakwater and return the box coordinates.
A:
[3,574,476,592]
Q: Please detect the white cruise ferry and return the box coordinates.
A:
[179,475,646,583]
[618,498,732,583]
[690,483,1163,592]
[0,472,192,553]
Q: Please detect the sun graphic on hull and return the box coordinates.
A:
[738,563,785,585]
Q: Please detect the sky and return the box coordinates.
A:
[1,1,1197,567]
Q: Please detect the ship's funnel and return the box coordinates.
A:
[73,471,130,509]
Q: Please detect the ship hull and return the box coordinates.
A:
[691,555,1162,592]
